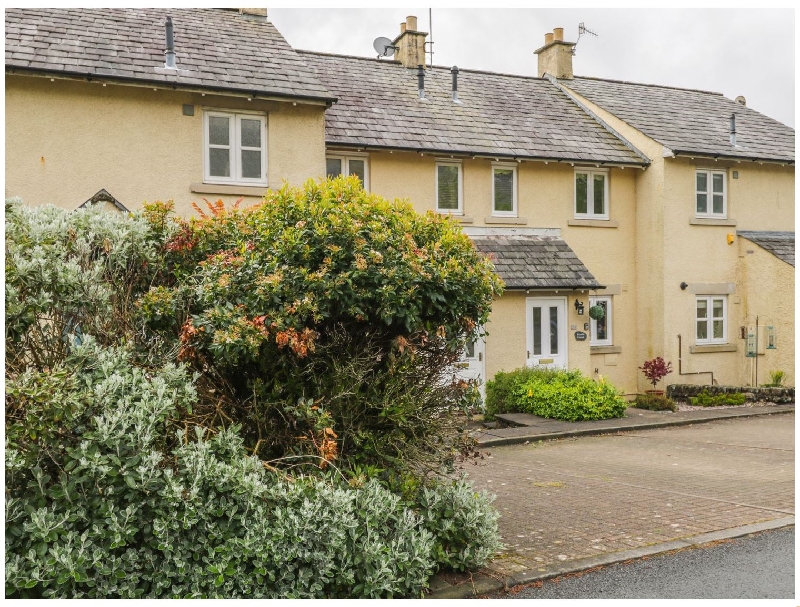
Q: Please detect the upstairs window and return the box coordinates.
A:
[575,169,609,220]
[326,155,369,189]
[696,296,727,344]
[436,161,463,213]
[492,163,517,216]
[204,111,267,186]
[696,170,726,218]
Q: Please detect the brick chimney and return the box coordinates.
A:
[392,15,428,68]
[238,8,267,18]
[534,27,576,79]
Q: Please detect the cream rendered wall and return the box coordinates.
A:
[367,149,639,392]
[5,75,327,216]
[737,240,795,387]
[660,157,794,387]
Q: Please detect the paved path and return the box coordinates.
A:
[429,411,794,598]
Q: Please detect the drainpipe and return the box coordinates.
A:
[677,334,715,386]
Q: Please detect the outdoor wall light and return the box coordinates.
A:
[574,299,585,315]
[680,282,688,290]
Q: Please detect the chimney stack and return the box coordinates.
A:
[393,15,428,69]
[534,27,576,79]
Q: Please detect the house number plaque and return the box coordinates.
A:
[574,331,587,341]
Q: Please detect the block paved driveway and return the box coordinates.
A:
[464,414,794,579]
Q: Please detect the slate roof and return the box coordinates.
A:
[4,8,335,103]
[298,51,649,165]
[738,231,795,267]
[563,77,794,163]
[471,236,603,289]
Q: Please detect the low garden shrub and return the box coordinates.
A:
[486,367,626,422]
[633,393,677,412]
[5,341,501,599]
[484,366,549,419]
[689,391,747,407]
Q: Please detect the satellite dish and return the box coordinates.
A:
[373,36,396,58]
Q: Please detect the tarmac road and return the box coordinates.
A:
[495,526,795,600]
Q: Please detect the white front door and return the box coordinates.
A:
[526,298,567,369]
[456,334,486,400]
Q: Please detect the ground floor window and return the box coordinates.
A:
[696,295,727,344]
[589,296,612,346]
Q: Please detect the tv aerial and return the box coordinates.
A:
[577,22,598,44]
[373,36,397,59]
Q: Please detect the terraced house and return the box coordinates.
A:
[5,8,794,396]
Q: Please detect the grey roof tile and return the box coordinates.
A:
[737,231,795,266]
[471,235,602,289]
[5,8,335,102]
[298,51,647,165]
[564,77,794,163]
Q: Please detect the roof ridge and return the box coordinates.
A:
[571,75,722,97]
[297,49,549,82]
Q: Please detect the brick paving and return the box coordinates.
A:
[462,414,794,580]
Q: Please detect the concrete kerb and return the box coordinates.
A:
[475,406,794,448]
[425,517,795,599]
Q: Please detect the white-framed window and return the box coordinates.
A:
[436,161,463,213]
[589,296,612,346]
[575,169,609,220]
[326,154,369,190]
[204,111,267,186]
[696,296,727,344]
[492,163,517,216]
[696,169,726,218]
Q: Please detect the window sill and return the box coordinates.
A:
[438,213,473,223]
[590,345,621,354]
[689,344,738,354]
[484,216,528,225]
[689,217,737,226]
[191,182,268,196]
[568,219,618,228]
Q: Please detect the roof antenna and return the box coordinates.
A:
[575,22,597,54]
[426,8,434,69]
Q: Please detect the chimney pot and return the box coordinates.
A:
[406,15,418,31]
[400,21,406,33]
[544,32,554,45]
[553,27,564,41]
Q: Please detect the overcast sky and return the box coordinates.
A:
[269,8,795,128]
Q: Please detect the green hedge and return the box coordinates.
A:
[486,367,627,422]
[689,391,747,407]
[633,393,677,412]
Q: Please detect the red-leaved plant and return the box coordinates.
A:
[639,357,673,389]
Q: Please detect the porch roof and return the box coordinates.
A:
[471,235,603,290]
[737,231,795,267]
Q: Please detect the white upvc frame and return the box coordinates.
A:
[203,110,268,186]
[435,160,463,214]
[326,152,370,190]
[574,168,610,220]
[695,295,728,345]
[491,162,518,217]
[695,168,727,218]
[589,295,613,346]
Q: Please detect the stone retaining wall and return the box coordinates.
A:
[666,384,795,404]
